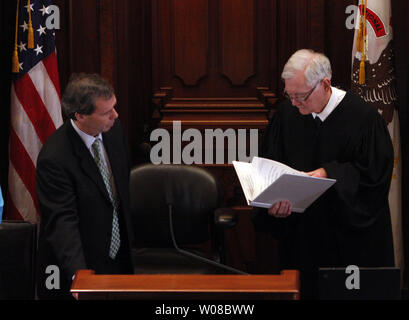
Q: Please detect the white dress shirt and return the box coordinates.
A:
[312,86,347,122]
[70,119,117,196]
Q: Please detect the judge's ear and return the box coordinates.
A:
[321,78,331,91]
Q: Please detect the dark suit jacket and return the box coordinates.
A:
[36,119,134,299]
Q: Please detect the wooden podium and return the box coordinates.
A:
[71,269,300,300]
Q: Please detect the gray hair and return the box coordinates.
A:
[62,73,115,120]
[281,49,332,87]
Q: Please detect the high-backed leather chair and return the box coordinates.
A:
[129,164,237,274]
[0,221,37,299]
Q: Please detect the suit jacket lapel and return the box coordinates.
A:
[67,121,112,204]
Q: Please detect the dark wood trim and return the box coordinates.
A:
[71,269,300,300]
[99,0,115,85]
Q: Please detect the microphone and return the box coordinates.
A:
[165,184,248,275]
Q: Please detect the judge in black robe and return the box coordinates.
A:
[252,50,395,298]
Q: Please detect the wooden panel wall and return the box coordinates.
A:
[152,0,276,99]
[174,0,208,86]
[324,0,356,89]
[48,0,354,156]
[220,0,255,86]
[53,0,152,162]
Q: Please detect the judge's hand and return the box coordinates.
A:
[306,168,327,178]
[268,200,292,218]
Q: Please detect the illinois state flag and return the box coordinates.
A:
[7,0,63,223]
[351,0,403,274]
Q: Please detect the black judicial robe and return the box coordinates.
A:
[253,91,395,289]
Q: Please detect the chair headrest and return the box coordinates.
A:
[131,164,219,207]
[130,164,220,246]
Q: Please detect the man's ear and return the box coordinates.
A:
[322,78,332,90]
[74,112,84,121]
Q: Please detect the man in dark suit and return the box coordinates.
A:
[36,73,134,299]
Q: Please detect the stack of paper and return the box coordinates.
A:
[232,157,336,213]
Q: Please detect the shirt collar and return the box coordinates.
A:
[312,86,346,122]
[71,119,103,150]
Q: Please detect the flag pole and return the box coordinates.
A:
[359,0,367,85]
[27,0,34,48]
[12,0,20,73]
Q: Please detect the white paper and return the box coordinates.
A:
[233,157,336,212]
[232,161,255,204]
[251,157,308,197]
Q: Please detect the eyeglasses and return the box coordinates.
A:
[284,81,320,102]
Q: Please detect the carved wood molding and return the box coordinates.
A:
[152,87,173,121]
[154,87,276,130]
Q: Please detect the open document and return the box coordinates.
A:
[232,157,336,213]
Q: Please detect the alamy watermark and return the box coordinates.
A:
[45,265,60,290]
[149,121,258,165]
[37,5,60,30]
[345,5,360,30]
[345,265,360,290]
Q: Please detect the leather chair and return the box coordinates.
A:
[129,164,237,274]
[0,221,37,299]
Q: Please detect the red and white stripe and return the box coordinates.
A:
[7,51,63,223]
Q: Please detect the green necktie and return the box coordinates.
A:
[92,138,120,259]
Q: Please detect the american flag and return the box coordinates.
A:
[7,0,63,223]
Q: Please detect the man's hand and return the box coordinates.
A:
[268,200,292,218]
[306,168,327,178]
